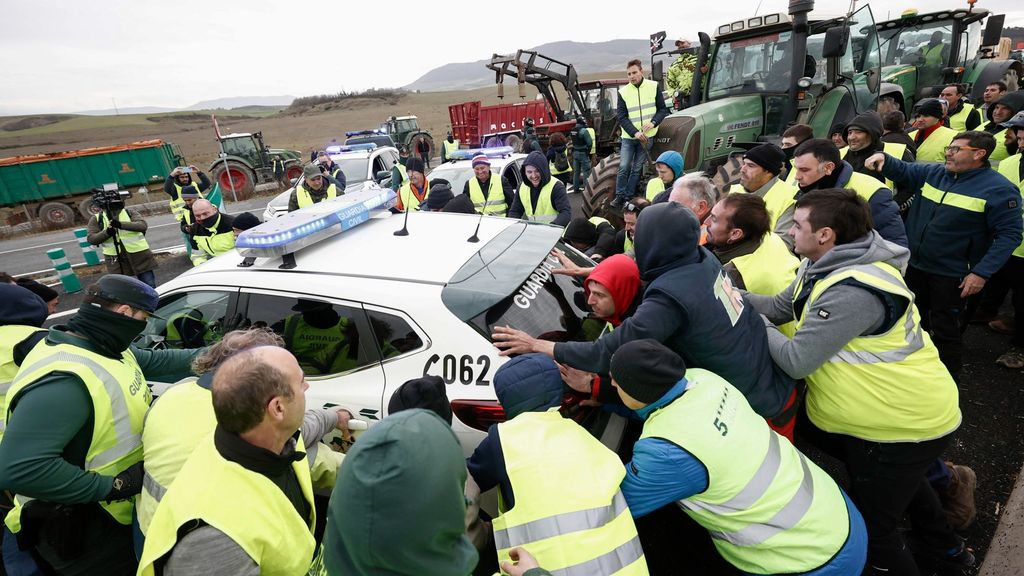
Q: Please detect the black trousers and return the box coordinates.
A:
[979,256,1024,347]
[905,266,969,378]
[33,505,136,576]
[796,408,960,576]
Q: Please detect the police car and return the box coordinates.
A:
[263,143,400,220]
[427,146,527,195]
[136,186,623,455]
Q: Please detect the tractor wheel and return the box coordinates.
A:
[78,197,101,220]
[39,202,76,229]
[410,133,435,162]
[504,134,523,152]
[211,162,256,200]
[484,136,502,148]
[285,163,304,181]
[583,153,621,221]
[711,155,743,197]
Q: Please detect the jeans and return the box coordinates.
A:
[3,526,44,576]
[572,155,592,192]
[616,138,650,201]
[904,266,969,378]
[136,270,157,289]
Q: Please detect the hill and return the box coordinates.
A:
[405,39,648,92]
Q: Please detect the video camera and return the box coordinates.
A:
[91,183,131,215]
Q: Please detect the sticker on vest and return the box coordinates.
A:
[817,309,831,319]
[713,272,744,326]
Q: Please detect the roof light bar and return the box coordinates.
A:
[236,185,397,259]
[448,146,515,162]
[345,129,386,137]
[325,143,377,154]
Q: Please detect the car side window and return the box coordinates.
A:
[141,290,236,349]
[365,308,424,360]
[242,293,379,377]
[503,163,521,187]
[372,155,387,177]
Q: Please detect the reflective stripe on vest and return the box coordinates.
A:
[138,433,316,576]
[494,411,648,575]
[194,215,236,258]
[98,210,150,255]
[947,103,976,132]
[793,262,962,441]
[518,180,559,223]
[645,178,666,201]
[908,126,957,162]
[641,369,849,573]
[4,343,149,530]
[619,80,660,139]
[469,176,507,214]
[920,182,987,213]
[296,182,338,209]
[0,325,46,437]
[996,153,1024,257]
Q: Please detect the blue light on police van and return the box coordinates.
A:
[236,185,397,259]
[345,129,385,137]
[447,146,516,162]
[325,143,378,155]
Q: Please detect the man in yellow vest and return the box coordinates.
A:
[397,157,429,212]
[990,112,1024,369]
[729,143,798,247]
[842,111,918,212]
[908,99,959,162]
[939,84,982,132]
[138,346,321,575]
[982,92,1024,162]
[467,354,649,575]
[461,154,512,215]
[644,151,682,202]
[288,163,339,213]
[612,59,670,208]
[781,124,815,182]
[275,299,359,376]
[163,165,209,223]
[508,152,572,226]
[86,194,159,288]
[745,189,975,573]
[189,200,236,266]
[440,131,460,163]
[610,339,867,575]
[315,151,347,190]
[0,275,199,575]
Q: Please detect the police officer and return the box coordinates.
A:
[163,166,209,222]
[0,275,199,575]
[569,115,594,193]
[462,154,513,215]
[272,155,288,190]
[521,118,542,154]
[316,151,347,191]
[275,300,359,376]
[86,195,159,288]
[189,200,236,266]
[288,163,340,213]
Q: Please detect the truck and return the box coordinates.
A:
[0,140,184,229]
[583,0,886,218]
[875,4,1022,113]
[448,100,552,150]
[208,115,305,200]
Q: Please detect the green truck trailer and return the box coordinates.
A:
[0,139,184,229]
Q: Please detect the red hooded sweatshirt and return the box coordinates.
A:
[584,254,640,327]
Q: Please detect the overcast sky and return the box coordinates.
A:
[1,0,1020,115]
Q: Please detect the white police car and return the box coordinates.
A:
[137,186,622,454]
[427,146,527,196]
[263,143,400,220]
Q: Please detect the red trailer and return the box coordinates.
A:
[448,100,558,149]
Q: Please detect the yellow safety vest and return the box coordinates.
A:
[947,103,977,132]
[468,176,507,215]
[550,149,573,175]
[0,325,46,437]
[283,315,358,375]
[996,153,1024,258]
[794,262,962,442]
[296,182,338,209]
[495,411,648,575]
[924,43,945,66]
[839,142,907,190]
[193,215,236,262]
[4,341,150,532]
[396,163,408,183]
[645,177,666,201]
[138,433,316,576]
[990,129,1010,162]
[730,234,799,336]
[619,79,660,139]
[97,210,150,255]
[730,178,799,232]
[170,181,205,220]
[518,180,559,224]
[845,170,892,205]
[398,181,427,212]
[908,126,958,163]
[587,127,597,155]
[624,233,634,253]
[442,139,460,159]
[641,369,850,574]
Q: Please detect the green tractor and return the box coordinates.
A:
[379,115,435,161]
[875,4,1022,113]
[584,0,884,217]
[208,120,304,199]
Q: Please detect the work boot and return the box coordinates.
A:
[988,317,1016,336]
[609,197,625,209]
[995,347,1024,370]
[940,462,977,531]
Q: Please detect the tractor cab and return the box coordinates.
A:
[578,80,627,149]
[382,116,420,143]
[218,132,272,170]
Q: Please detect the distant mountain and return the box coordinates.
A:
[186,95,296,110]
[405,39,649,92]
[75,106,178,116]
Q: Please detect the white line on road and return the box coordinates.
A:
[14,244,186,279]
[0,238,77,256]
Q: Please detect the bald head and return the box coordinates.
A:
[192,199,217,221]
[212,346,300,434]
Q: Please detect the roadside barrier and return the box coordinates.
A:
[73,228,101,266]
[46,248,82,293]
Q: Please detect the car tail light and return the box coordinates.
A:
[451,399,506,431]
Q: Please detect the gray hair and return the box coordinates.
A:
[191,328,285,374]
[671,173,718,208]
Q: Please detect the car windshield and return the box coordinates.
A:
[330,157,371,184]
[708,31,795,97]
[428,164,476,195]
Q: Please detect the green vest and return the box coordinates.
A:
[619,79,660,139]
[990,129,1010,162]
[399,181,427,212]
[468,176,507,215]
[0,325,46,437]
[731,234,799,337]
[283,315,357,375]
[171,181,205,220]
[730,178,798,232]
[645,177,666,201]
[793,262,962,441]
[908,125,958,162]
[138,433,316,576]
[518,180,559,223]
[947,102,977,132]
[495,411,648,575]
[97,210,150,255]
[924,43,945,66]
[442,139,460,159]
[641,369,850,574]
[4,341,150,532]
[296,182,338,209]
[996,153,1024,258]
[193,215,236,261]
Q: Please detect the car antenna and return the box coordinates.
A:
[394,196,411,236]
[467,208,486,243]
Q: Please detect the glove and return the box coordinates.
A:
[105,461,144,500]
[109,218,122,229]
[105,227,117,236]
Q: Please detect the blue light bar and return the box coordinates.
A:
[345,129,385,137]
[448,146,515,162]
[325,143,377,154]
[236,186,397,259]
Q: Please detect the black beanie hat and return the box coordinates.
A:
[16,278,59,303]
[563,218,598,247]
[405,156,425,175]
[231,212,261,231]
[743,144,786,176]
[388,376,453,425]
[610,339,687,404]
[914,98,945,120]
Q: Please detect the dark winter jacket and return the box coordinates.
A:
[553,202,795,419]
[615,81,671,138]
[508,151,573,226]
[86,207,159,274]
[0,284,49,369]
[845,110,916,176]
[163,172,210,199]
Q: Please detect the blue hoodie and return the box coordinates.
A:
[507,151,573,226]
[0,284,49,369]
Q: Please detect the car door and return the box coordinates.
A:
[236,289,387,424]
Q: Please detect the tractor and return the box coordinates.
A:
[208,116,304,199]
[875,4,1022,113]
[583,0,886,218]
[378,115,434,161]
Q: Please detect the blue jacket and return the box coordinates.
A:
[881,155,1023,279]
[835,161,908,248]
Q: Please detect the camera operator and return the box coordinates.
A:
[86,191,158,288]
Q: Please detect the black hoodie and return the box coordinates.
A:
[507,151,573,226]
[845,111,915,181]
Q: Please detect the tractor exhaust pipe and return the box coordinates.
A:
[782,0,814,129]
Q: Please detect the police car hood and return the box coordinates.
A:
[801,231,910,277]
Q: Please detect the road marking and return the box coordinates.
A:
[0,238,77,256]
[14,245,186,279]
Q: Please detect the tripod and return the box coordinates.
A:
[103,208,137,278]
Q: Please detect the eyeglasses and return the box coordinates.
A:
[624,202,644,214]
[943,145,984,154]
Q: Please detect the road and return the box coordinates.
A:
[0,196,275,277]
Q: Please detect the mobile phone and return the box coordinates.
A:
[181,167,193,173]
